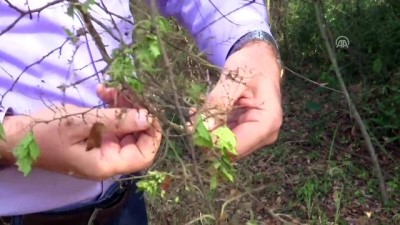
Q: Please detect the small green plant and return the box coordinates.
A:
[136,171,171,198]
[246,220,259,225]
[298,180,319,219]
[333,185,344,224]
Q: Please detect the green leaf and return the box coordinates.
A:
[306,101,322,112]
[82,0,95,13]
[193,115,213,148]
[373,57,382,73]
[157,17,171,33]
[0,123,5,141]
[149,43,161,58]
[63,27,78,44]
[127,78,143,94]
[212,125,238,156]
[13,133,33,159]
[66,3,75,18]
[213,160,221,170]
[15,157,33,176]
[136,180,147,189]
[188,83,206,102]
[28,138,40,161]
[246,220,258,225]
[221,166,234,182]
[210,175,218,190]
[13,132,41,176]
[136,171,169,198]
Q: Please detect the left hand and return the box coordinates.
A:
[196,41,283,159]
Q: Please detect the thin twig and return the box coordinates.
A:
[88,14,121,42]
[219,185,267,220]
[73,0,112,64]
[149,0,215,214]
[268,209,306,225]
[284,66,343,94]
[184,214,215,225]
[1,0,64,36]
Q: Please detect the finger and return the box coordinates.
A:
[232,122,264,159]
[232,109,279,159]
[136,119,162,157]
[229,107,264,155]
[236,97,265,110]
[205,70,247,110]
[118,120,162,173]
[227,105,245,124]
[200,72,248,130]
[96,84,131,107]
[186,107,197,133]
[76,135,135,179]
[100,134,121,156]
[226,117,238,130]
[80,108,153,136]
[95,134,149,176]
[96,84,117,104]
[113,134,142,173]
[188,107,197,122]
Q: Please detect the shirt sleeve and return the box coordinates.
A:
[158,0,273,68]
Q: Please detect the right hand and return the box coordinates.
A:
[1,104,162,181]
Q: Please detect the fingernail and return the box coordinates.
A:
[186,121,194,133]
[205,117,217,131]
[105,87,113,94]
[137,109,152,128]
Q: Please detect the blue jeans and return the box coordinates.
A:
[106,183,148,225]
[9,180,148,225]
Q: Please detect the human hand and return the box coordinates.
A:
[195,41,283,159]
[1,103,161,181]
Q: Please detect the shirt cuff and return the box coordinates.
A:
[158,0,273,68]
[226,30,279,60]
[198,11,273,68]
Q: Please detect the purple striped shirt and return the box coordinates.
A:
[0,0,271,216]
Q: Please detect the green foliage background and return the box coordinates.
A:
[271,0,399,150]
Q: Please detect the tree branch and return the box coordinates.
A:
[72,0,112,64]
[313,0,388,204]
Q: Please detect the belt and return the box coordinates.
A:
[0,183,132,225]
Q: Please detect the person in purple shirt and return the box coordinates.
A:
[0,0,283,224]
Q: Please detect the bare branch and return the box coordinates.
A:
[314,0,388,204]
[72,0,112,64]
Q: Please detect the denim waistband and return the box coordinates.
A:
[49,175,137,214]
[7,174,141,225]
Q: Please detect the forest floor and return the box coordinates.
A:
[147,66,400,225]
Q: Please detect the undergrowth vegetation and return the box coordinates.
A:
[275,0,400,151]
[145,0,400,224]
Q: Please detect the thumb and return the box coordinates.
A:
[199,72,247,130]
[78,107,153,136]
[96,84,131,107]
